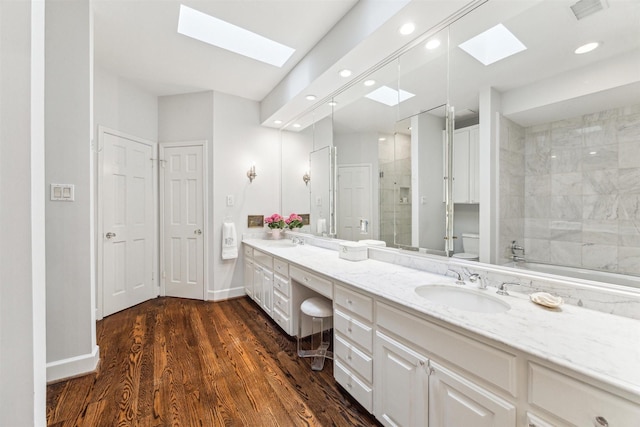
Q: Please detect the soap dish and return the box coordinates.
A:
[530,292,563,308]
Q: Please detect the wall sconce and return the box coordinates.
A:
[302,171,310,186]
[247,164,257,183]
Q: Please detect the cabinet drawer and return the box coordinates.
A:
[334,309,372,353]
[335,359,373,413]
[273,259,289,277]
[290,266,332,299]
[529,363,640,427]
[273,290,290,316]
[253,249,273,269]
[273,274,290,298]
[334,284,373,322]
[243,245,253,257]
[335,333,372,383]
[272,307,291,335]
[377,301,517,396]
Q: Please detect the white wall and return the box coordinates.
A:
[45,0,98,382]
[158,91,280,301]
[0,0,47,424]
[94,66,158,142]
[212,92,280,299]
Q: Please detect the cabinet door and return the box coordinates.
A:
[262,270,273,316]
[429,361,516,427]
[253,265,263,305]
[374,332,429,427]
[244,259,254,297]
[453,128,470,203]
[468,126,479,203]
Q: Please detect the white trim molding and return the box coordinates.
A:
[46,345,100,383]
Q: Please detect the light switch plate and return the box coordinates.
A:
[226,195,234,206]
[50,184,75,201]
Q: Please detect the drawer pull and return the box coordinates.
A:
[348,328,352,333]
[594,416,608,427]
[347,355,352,361]
[304,276,310,282]
[347,299,353,304]
[347,383,352,389]
[528,424,536,427]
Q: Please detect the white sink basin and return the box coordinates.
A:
[415,285,510,313]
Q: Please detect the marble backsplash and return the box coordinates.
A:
[367,246,640,320]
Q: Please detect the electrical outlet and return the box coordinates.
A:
[226,195,234,207]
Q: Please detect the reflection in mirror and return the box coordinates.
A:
[309,145,335,237]
[332,59,401,242]
[448,0,640,284]
[281,127,312,224]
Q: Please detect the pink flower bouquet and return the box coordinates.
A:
[285,213,304,230]
[265,213,285,230]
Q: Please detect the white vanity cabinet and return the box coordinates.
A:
[453,125,479,204]
[333,284,374,412]
[375,301,516,427]
[243,246,254,298]
[253,249,273,315]
[527,363,640,427]
[271,258,292,334]
[374,331,429,427]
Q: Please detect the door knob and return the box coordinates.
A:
[194,229,202,235]
[105,232,116,239]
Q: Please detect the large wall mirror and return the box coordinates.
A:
[282,0,640,290]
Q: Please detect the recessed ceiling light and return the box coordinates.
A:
[305,95,317,101]
[458,23,526,66]
[292,123,301,128]
[364,79,376,87]
[328,101,338,106]
[425,39,441,50]
[273,120,283,125]
[365,86,415,107]
[399,23,415,35]
[378,137,386,141]
[575,42,600,54]
[177,5,295,67]
[339,69,352,78]
[589,151,597,155]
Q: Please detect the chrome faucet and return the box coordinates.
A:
[510,241,525,262]
[497,282,520,296]
[468,273,487,290]
[446,269,465,285]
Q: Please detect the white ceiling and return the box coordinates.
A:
[92,0,358,100]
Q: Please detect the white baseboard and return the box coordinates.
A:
[207,286,246,301]
[46,345,100,383]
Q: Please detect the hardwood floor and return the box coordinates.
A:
[46,297,381,427]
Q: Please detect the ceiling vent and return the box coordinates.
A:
[570,0,608,20]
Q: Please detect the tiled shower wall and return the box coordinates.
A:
[499,116,526,265]
[517,104,640,275]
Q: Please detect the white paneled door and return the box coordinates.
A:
[337,164,372,241]
[101,130,157,317]
[160,143,205,300]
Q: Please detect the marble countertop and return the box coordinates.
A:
[243,238,640,399]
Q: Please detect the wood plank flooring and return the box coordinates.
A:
[46,297,381,427]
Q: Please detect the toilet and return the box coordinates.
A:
[452,233,479,261]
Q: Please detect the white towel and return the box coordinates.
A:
[316,218,326,234]
[221,222,238,260]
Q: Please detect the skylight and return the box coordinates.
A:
[365,86,415,107]
[177,5,295,67]
[458,23,526,66]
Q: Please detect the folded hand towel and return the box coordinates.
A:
[222,222,238,260]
